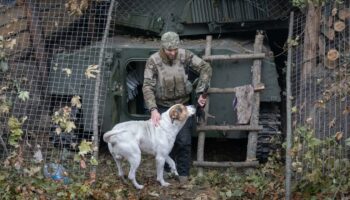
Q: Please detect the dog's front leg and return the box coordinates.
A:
[165,156,179,176]
[156,155,170,187]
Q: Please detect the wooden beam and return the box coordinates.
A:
[193,161,259,168]
[208,87,235,94]
[197,35,212,177]
[203,53,265,61]
[246,31,264,161]
[197,125,263,131]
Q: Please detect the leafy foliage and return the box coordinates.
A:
[291,126,350,197]
[7,116,26,148]
[17,90,29,102]
[51,106,77,134]
[71,95,82,108]
[85,64,100,79]
[292,0,328,8]
[74,140,99,169]
[0,96,11,115]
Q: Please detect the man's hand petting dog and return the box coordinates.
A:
[103,104,196,189]
[151,109,161,127]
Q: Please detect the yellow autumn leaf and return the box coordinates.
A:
[71,95,82,108]
[306,117,313,124]
[328,118,336,128]
[0,104,10,114]
[85,65,100,79]
[62,68,72,77]
[55,127,62,135]
[5,39,16,50]
[335,132,343,142]
[79,139,93,156]
[315,100,326,109]
[64,121,76,133]
[343,106,350,115]
[18,91,29,102]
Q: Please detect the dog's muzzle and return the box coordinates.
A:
[186,105,196,116]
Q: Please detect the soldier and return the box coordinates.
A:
[142,31,212,183]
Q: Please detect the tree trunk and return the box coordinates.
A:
[302,2,321,78]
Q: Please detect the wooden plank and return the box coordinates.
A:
[197,35,212,176]
[193,161,259,168]
[207,85,264,94]
[203,53,265,61]
[197,125,263,131]
[246,31,264,161]
[208,87,235,94]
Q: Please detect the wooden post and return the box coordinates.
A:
[202,53,265,61]
[302,2,321,78]
[197,35,212,176]
[25,1,48,90]
[246,31,264,161]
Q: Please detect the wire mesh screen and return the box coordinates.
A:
[115,0,176,22]
[0,0,113,176]
[290,0,350,195]
[113,0,291,34]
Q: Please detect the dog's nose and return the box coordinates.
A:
[187,105,196,114]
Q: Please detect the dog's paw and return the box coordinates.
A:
[161,181,170,187]
[135,184,144,189]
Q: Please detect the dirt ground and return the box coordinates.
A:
[94,138,248,200]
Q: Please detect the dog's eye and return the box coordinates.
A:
[176,107,182,113]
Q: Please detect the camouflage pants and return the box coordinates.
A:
[157,105,194,176]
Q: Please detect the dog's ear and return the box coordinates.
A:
[170,105,182,124]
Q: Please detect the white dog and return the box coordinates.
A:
[103,104,196,189]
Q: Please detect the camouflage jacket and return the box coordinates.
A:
[142,48,212,109]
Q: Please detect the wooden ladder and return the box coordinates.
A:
[194,31,265,175]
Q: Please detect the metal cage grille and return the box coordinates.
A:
[290,0,350,195]
[0,0,113,176]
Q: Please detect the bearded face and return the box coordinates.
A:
[163,48,178,61]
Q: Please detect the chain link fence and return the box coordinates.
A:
[290,0,350,196]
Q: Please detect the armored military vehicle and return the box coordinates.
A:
[47,0,290,163]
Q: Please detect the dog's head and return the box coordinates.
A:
[169,104,196,124]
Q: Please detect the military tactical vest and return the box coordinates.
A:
[151,49,193,101]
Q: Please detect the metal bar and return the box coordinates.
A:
[197,125,263,131]
[193,161,259,168]
[203,53,265,61]
[285,11,294,200]
[92,0,117,175]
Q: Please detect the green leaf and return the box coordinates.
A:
[232,189,244,197]
[78,140,92,156]
[74,154,81,162]
[345,137,350,146]
[90,156,98,166]
[0,103,10,114]
[225,190,232,198]
[64,121,76,133]
[18,91,29,102]
[0,61,8,72]
[8,117,22,129]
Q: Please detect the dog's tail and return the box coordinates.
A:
[103,130,116,143]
